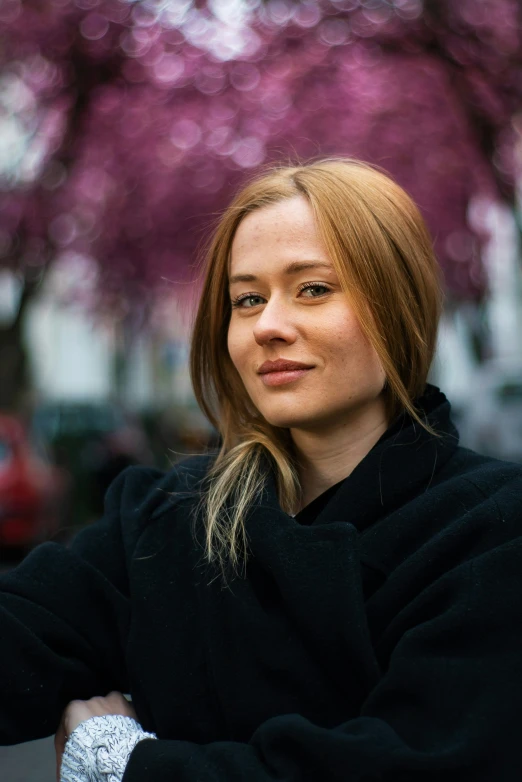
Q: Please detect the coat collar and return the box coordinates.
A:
[259,384,460,534]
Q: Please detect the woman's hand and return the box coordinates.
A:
[55,691,137,781]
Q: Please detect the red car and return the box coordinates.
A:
[0,415,70,552]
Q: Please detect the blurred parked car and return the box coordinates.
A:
[0,414,70,553]
[458,363,522,463]
[31,401,155,523]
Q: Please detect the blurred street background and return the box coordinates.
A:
[0,0,521,778]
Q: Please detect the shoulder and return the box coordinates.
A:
[104,452,217,526]
[69,453,217,564]
[438,445,522,501]
[364,446,522,570]
[427,445,522,551]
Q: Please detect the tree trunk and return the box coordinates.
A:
[0,321,31,413]
[0,277,42,415]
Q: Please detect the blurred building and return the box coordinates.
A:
[433,201,522,397]
[5,253,200,416]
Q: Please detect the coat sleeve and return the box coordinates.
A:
[122,535,522,782]
[0,465,163,746]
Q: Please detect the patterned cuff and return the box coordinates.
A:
[60,714,157,782]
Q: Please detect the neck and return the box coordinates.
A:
[290,400,390,512]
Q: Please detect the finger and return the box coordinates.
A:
[63,700,94,736]
[106,691,127,707]
[118,696,137,719]
[104,691,137,718]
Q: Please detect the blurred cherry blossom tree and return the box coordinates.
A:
[0,0,521,408]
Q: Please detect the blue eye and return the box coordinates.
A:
[231,283,332,309]
[231,294,265,309]
[300,284,330,297]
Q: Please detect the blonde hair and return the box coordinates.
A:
[190,158,443,575]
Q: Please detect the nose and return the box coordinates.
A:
[252,295,298,347]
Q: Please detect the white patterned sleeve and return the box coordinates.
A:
[60,714,157,782]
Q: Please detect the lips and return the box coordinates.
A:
[260,368,313,387]
[258,359,314,374]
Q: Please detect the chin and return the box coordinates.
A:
[265,417,303,430]
[259,407,314,430]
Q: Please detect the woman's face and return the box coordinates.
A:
[227,196,387,434]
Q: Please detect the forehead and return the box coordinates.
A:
[229,196,329,275]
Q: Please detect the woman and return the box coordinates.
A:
[2,159,522,782]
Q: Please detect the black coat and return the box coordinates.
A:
[1,385,522,781]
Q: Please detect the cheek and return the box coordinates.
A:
[323,318,364,358]
[326,319,382,375]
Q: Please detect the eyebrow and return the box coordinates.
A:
[229,260,334,285]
